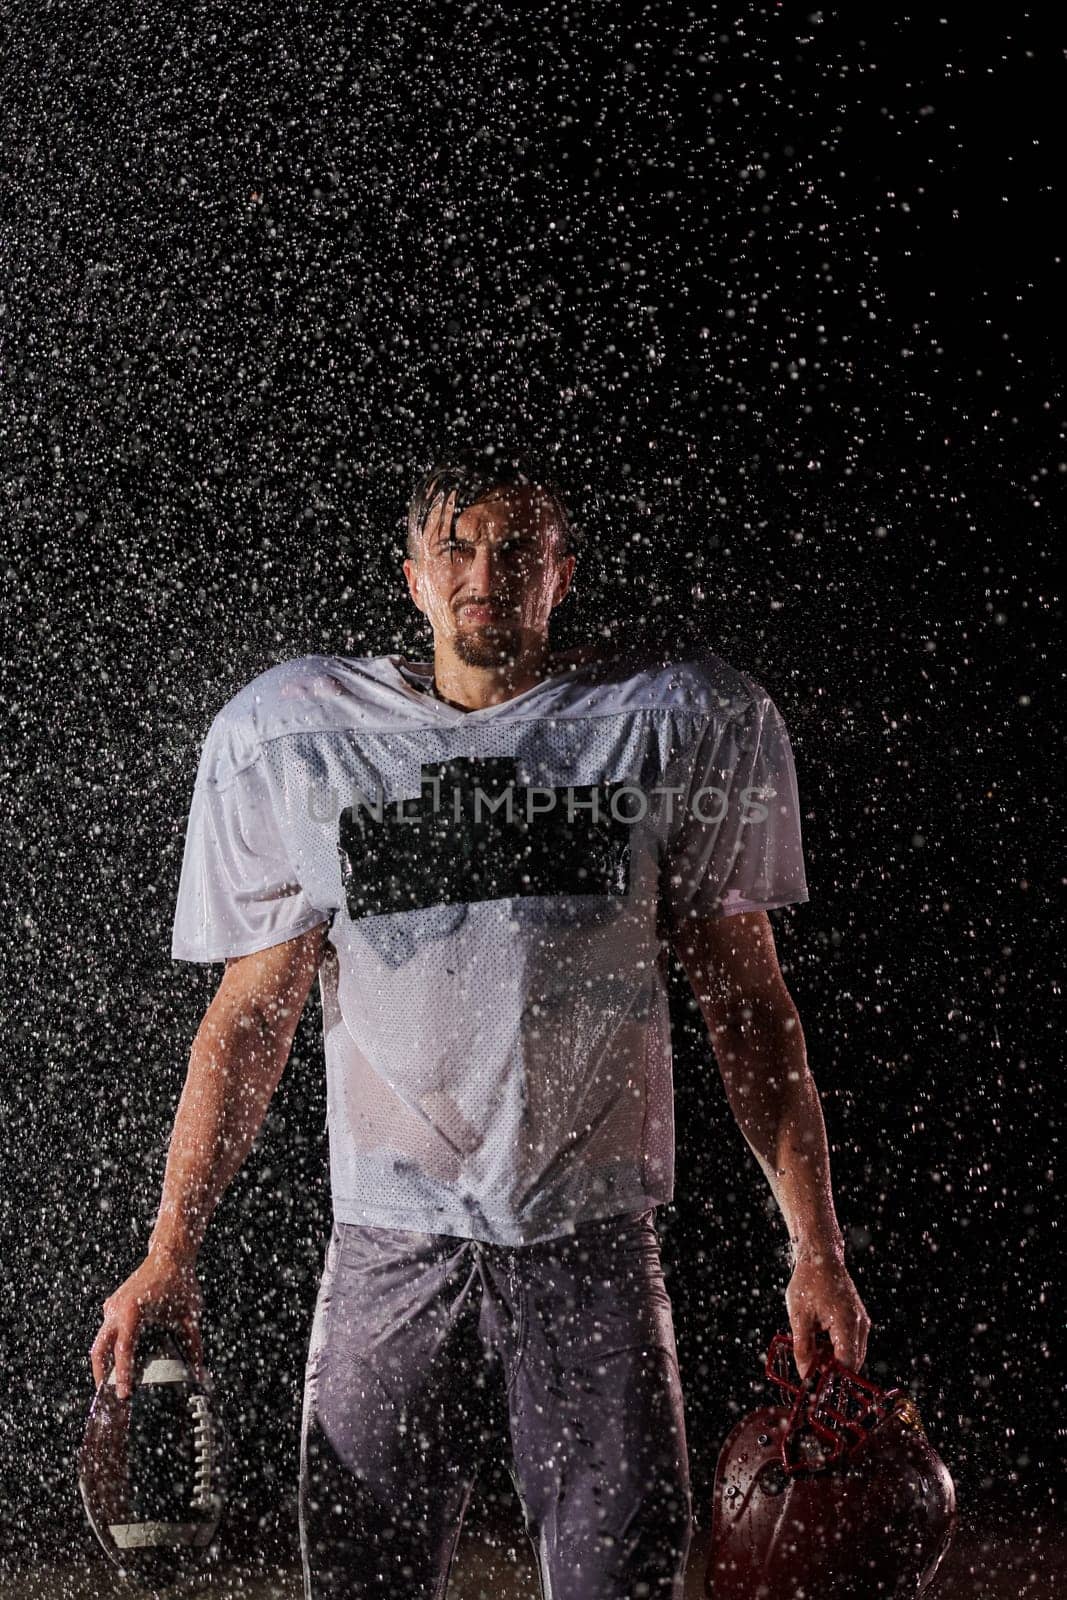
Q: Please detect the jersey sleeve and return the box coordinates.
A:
[662,691,809,933]
[171,716,329,964]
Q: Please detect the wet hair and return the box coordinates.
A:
[405,446,581,561]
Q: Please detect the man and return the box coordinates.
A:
[91,446,870,1599]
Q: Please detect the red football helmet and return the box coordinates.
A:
[707,1332,957,1599]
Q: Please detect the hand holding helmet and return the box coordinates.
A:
[707,1332,957,1599]
[785,1242,871,1380]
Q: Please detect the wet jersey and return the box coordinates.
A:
[170,646,809,1244]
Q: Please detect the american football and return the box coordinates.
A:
[78,1326,226,1589]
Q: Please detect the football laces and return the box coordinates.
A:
[188,1391,221,1513]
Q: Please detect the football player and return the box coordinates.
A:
[91,447,870,1599]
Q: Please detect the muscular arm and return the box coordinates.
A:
[150,922,330,1264]
[92,922,328,1394]
[672,909,869,1373]
[672,909,844,1263]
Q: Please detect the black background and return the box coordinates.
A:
[1,0,1060,1577]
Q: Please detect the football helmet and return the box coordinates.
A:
[707,1332,957,1598]
[79,1326,227,1588]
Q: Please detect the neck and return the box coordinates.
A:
[429,639,554,712]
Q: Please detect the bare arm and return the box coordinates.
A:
[149,923,329,1262]
[672,909,870,1375]
[91,922,329,1395]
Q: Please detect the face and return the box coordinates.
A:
[402,486,576,667]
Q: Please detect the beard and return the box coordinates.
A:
[451,621,523,669]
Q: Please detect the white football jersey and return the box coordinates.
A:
[171,645,809,1244]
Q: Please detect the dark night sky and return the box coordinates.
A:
[1,0,1060,1574]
